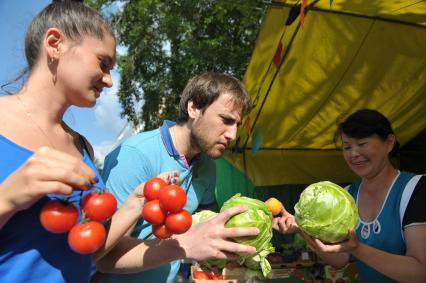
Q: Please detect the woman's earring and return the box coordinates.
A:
[48,57,57,83]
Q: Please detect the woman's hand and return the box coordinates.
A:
[302,229,359,254]
[125,171,181,212]
[0,146,96,212]
[272,206,299,234]
[177,205,259,261]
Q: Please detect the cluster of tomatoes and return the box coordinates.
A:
[142,177,192,239]
[39,189,117,254]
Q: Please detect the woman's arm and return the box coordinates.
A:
[352,225,426,283]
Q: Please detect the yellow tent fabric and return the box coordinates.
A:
[224,0,426,187]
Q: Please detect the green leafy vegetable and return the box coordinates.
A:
[221,194,274,277]
[191,194,275,277]
[295,181,358,243]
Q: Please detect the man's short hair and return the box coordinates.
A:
[176,72,251,123]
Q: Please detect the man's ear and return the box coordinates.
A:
[44,27,63,60]
[187,99,201,119]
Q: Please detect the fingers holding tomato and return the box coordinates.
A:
[142,177,191,238]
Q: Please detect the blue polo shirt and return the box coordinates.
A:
[102,120,216,283]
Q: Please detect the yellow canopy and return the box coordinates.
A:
[224,0,426,187]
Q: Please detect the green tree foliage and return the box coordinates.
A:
[86,0,267,130]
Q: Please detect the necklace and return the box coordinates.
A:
[15,95,57,149]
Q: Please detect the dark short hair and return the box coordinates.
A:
[338,109,400,158]
[25,0,115,72]
[176,72,251,123]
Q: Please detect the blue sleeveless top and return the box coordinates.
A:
[347,171,415,283]
[0,134,105,283]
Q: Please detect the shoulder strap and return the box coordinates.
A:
[400,174,425,226]
[78,134,95,161]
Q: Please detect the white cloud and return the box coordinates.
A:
[94,69,126,136]
[93,140,118,166]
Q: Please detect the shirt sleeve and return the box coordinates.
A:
[102,144,153,208]
[402,175,426,229]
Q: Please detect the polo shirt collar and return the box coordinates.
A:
[160,120,179,157]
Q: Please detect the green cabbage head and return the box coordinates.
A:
[295,181,358,243]
[221,194,274,277]
[191,194,274,277]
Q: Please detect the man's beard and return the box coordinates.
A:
[190,130,222,159]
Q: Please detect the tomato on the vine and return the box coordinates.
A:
[68,221,106,254]
[81,191,117,222]
[193,271,210,280]
[142,200,167,225]
[144,177,167,201]
[159,184,187,213]
[39,200,78,234]
[152,224,172,239]
[165,209,192,234]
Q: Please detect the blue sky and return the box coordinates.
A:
[0,1,127,163]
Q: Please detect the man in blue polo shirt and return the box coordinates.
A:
[99,72,253,283]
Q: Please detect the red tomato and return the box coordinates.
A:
[81,191,117,222]
[152,224,172,239]
[159,184,187,213]
[39,200,78,233]
[165,209,192,234]
[193,271,210,280]
[68,221,106,254]
[144,177,167,201]
[207,271,220,280]
[142,200,167,225]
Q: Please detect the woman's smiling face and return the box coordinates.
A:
[341,133,395,179]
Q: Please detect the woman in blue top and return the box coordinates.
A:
[0,1,120,282]
[273,109,426,283]
[0,2,261,282]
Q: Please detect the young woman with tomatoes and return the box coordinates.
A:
[0,1,118,282]
[97,73,259,283]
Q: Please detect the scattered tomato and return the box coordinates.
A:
[207,271,220,280]
[81,191,117,222]
[152,224,172,239]
[39,200,78,233]
[144,177,167,201]
[265,197,283,216]
[165,209,192,234]
[68,221,106,254]
[159,184,187,213]
[193,271,210,280]
[143,200,167,225]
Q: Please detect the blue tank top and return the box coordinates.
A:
[348,171,415,283]
[0,134,106,283]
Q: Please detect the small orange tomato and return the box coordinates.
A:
[265,197,283,216]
